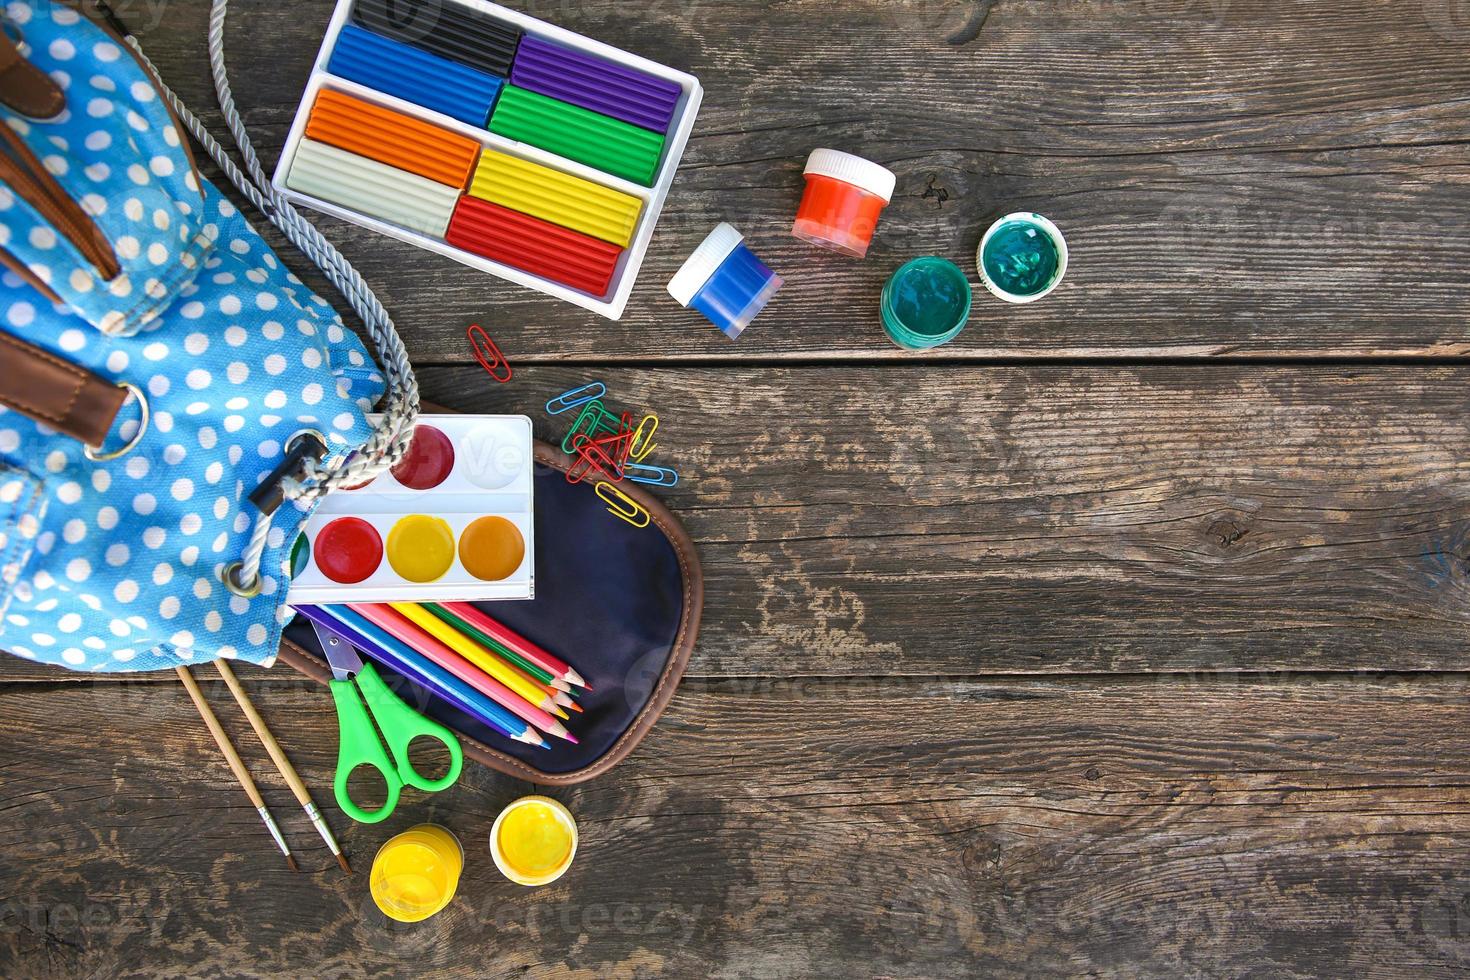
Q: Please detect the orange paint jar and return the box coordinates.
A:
[791,149,897,259]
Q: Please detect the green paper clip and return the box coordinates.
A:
[561,400,623,454]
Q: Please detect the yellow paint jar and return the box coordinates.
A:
[370,824,464,923]
[490,796,578,887]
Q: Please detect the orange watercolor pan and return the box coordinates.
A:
[304,88,481,188]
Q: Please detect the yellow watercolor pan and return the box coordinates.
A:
[468,149,644,248]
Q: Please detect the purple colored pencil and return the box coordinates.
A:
[510,35,682,134]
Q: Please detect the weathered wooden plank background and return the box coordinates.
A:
[7,674,1470,978]
[2,0,1469,977]
[135,0,1470,359]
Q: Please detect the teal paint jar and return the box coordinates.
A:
[977,212,1068,304]
[880,257,973,350]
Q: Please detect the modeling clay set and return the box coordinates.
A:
[272,0,703,318]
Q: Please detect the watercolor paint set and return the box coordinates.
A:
[271,0,703,319]
[286,415,535,604]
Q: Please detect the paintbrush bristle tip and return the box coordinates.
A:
[337,853,353,874]
[286,854,300,873]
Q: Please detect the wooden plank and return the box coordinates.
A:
[3,365,1469,681]
[2,673,1469,977]
[116,0,1470,359]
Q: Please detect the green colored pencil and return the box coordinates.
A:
[424,603,570,693]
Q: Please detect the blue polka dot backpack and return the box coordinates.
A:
[0,1,419,671]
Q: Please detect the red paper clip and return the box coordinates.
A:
[590,416,635,475]
[567,434,621,485]
[467,324,512,383]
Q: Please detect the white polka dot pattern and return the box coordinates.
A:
[0,3,386,672]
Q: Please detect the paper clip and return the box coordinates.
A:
[591,430,633,476]
[561,400,622,454]
[629,414,659,462]
[467,324,512,383]
[596,482,651,529]
[590,423,632,479]
[625,463,679,488]
[546,382,607,415]
[566,434,621,485]
[600,411,637,469]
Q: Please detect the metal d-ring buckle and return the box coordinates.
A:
[84,382,149,462]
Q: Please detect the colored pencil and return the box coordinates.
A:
[175,666,298,871]
[390,602,569,718]
[424,608,579,704]
[297,604,547,750]
[350,603,577,743]
[425,603,564,689]
[441,601,589,689]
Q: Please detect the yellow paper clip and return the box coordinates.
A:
[628,414,659,462]
[596,482,650,529]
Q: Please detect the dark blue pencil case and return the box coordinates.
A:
[278,439,702,785]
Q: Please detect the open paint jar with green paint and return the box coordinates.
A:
[977,212,1068,303]
[880,256,974,350]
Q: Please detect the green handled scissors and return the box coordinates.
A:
[312,620,463,824]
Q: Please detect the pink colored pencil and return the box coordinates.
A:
[441,602,589,690]
[348,603,577,743]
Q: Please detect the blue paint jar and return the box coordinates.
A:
[667,223,784,340]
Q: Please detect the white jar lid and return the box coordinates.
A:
[803,149,897,203]
[667,222,745,306]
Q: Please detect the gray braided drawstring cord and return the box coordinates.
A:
[124,0,421,594]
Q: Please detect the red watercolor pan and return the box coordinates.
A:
[314,517,384,584]
[391,425,457,490]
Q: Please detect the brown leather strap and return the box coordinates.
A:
[0,244,62,305]
[0,31,64,119]
[0,109,120,281]
[0,330,126,448]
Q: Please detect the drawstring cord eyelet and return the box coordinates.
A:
[223,431,328,600]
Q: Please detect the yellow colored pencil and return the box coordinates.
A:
[390,602,567,717]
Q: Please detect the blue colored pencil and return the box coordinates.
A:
[295,604,548,750]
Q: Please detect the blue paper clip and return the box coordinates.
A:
[624,463,679,488]
[546,382,607,416]
[596,481,651,529]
